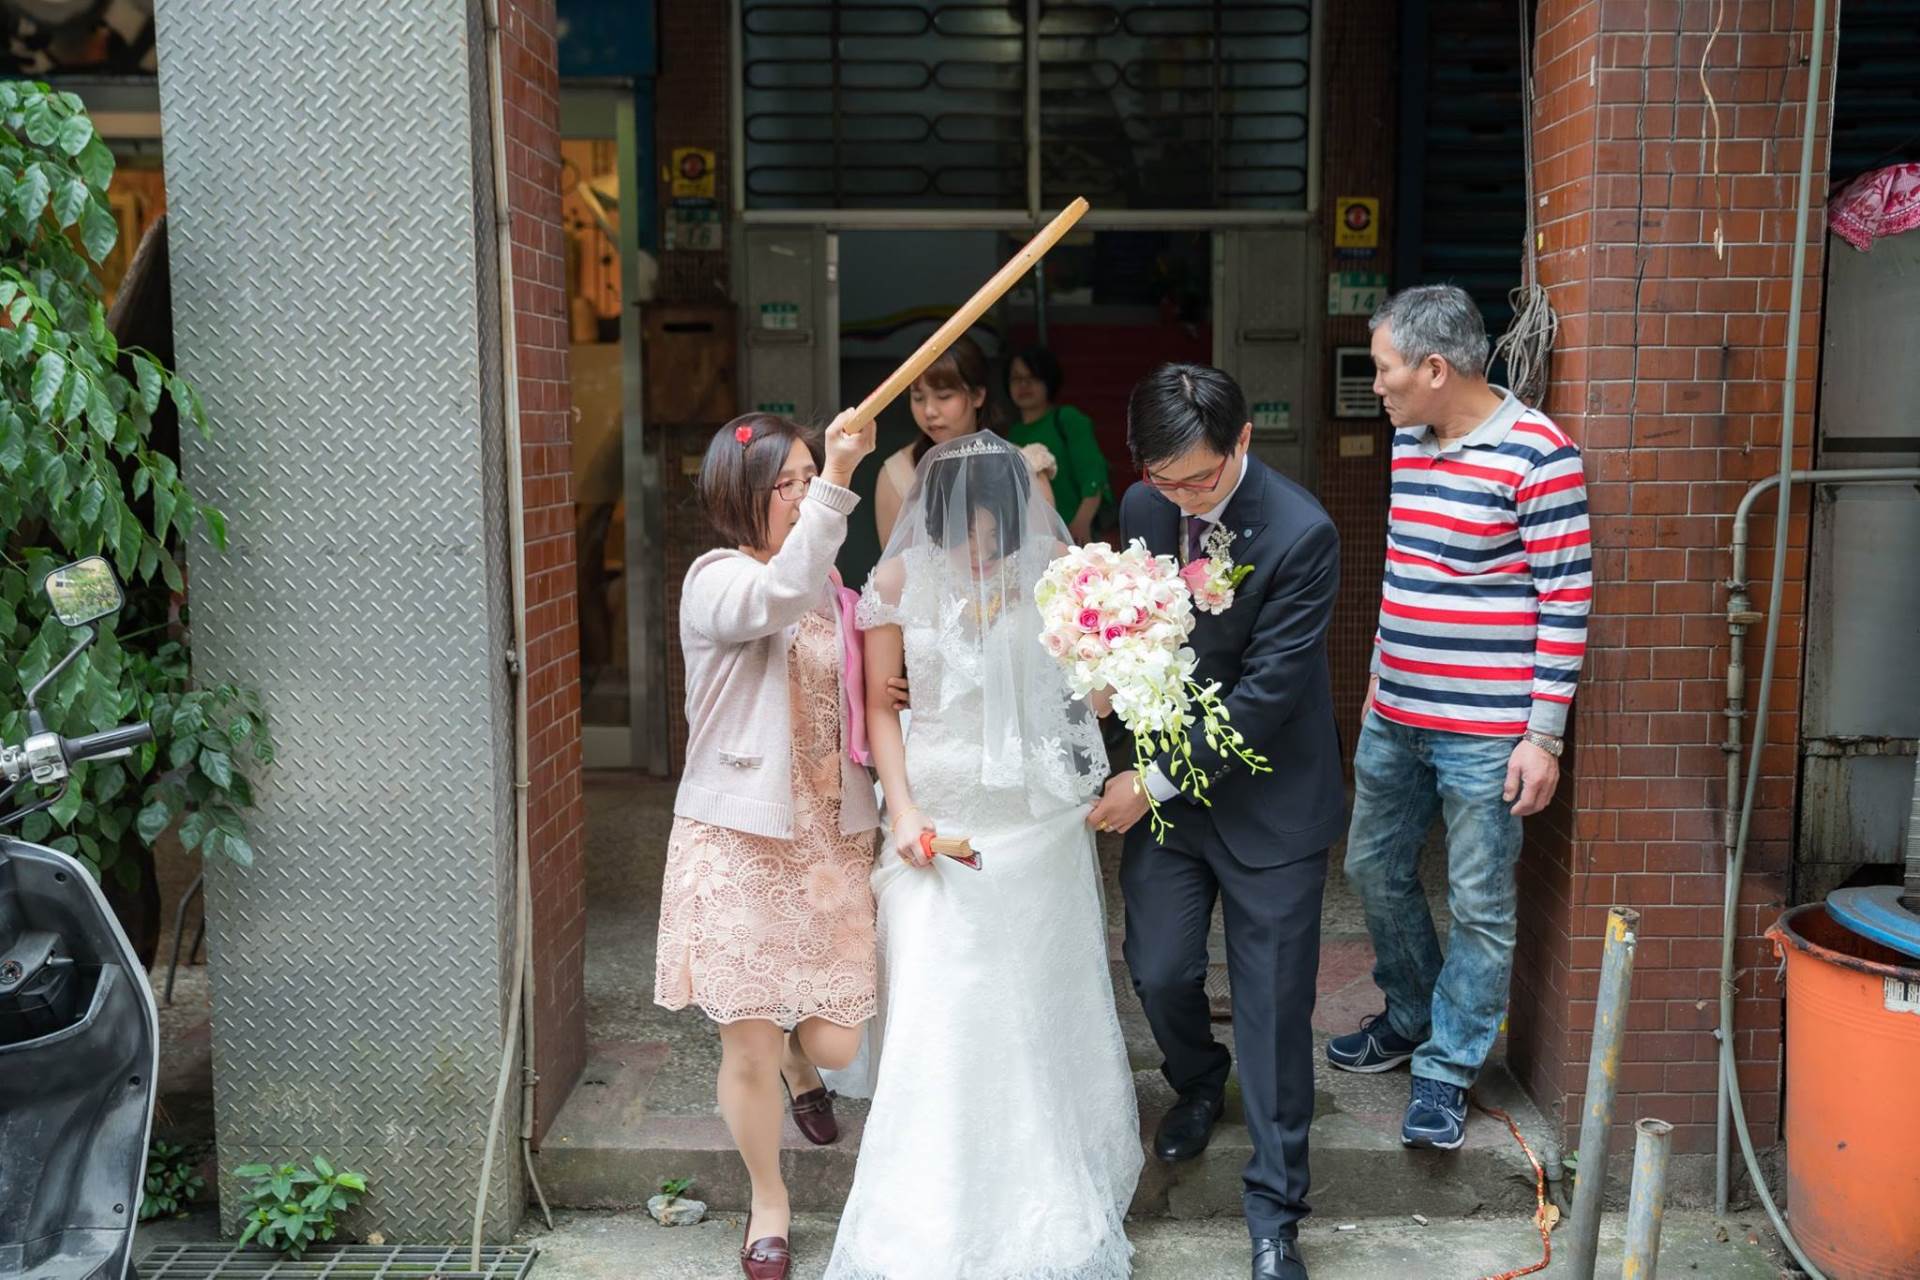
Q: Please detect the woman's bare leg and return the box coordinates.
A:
[791,1017,864,1075]
[717,1019,790,1241]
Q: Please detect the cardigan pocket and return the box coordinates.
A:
[716,749,764,770]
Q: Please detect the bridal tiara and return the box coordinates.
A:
[930,437,1011,462]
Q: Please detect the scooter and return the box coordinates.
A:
[0,555,160,1280]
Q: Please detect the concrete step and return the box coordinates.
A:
[536,1038,1556,1223]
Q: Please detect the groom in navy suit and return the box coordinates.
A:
[1088,364,1346,1280]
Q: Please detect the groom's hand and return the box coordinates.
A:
[886,675,910,711]
[1503,740,1560,817]
[1088,771,1150,835]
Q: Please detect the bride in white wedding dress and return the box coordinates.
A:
[827,431,1142,1280]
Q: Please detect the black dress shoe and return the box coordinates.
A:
[1251,1236,1306,1280]
[1152,1091,1225,1161]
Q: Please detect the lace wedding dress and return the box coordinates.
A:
[826,434,1142,1280]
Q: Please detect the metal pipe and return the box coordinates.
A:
[1569,905,1640,1280]
[1907,752,1920,900]
[1712,3,1835,1274]
[1621,1118,1674,1280]
[1716,466,1920,1213]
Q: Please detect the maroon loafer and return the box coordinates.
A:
[781,1074,839,1145]
[740,1213,791,1280]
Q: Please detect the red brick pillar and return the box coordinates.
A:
[501,0,588,1140]
[1511,0,1835,1170]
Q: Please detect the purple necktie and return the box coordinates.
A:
[1186,515,1212,560]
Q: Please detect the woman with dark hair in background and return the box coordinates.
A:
[655,407,880,1280]
[1006,344,1114,543]
[872,332,1056,546]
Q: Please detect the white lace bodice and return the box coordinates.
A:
[858,548,1104,835]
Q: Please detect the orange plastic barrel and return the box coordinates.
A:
[1767,903,1920,1279]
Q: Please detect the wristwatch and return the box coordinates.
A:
[1523,729,1564,758]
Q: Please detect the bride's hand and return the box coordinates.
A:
[891,806,936,868]
[1089,686,1114,718]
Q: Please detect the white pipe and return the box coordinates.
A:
[472,0,548,1263]
[1712,2,1830,1273]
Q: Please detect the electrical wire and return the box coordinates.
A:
[1474,1101,1554,1280]
[1492,0,1559,408]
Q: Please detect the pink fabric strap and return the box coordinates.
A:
[828,570,871,766]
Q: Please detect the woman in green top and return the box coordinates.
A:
[1004,346,1114,543]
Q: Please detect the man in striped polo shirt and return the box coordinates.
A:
[1326,285,1591,1152]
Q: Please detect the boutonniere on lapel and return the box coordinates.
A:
[1180,524,1255,615]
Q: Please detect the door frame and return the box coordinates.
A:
[563,85,666,772]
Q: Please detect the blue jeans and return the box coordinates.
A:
[1344,711,1523,1089]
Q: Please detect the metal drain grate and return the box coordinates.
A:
[140,1244,537,1279]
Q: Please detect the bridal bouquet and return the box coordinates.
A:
[1034,540,1269,836]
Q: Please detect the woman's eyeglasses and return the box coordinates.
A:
[1141,452,1232,495]
[770,476,812,502]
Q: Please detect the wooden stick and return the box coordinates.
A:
[846,198,1090,430]
[918,831,982,869]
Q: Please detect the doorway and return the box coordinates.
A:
[740,222,1317,591]
[559,88,655,770]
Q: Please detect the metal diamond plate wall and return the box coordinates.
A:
[153,0,522,1240]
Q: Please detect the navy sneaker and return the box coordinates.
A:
[1402,1076,1469,1150]
[1325,1010,1418,1074]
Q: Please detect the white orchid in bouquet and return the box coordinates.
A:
[1035,540,1269,837]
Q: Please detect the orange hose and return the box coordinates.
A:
[1473,1102,1552,1280]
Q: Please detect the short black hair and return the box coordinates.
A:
[697,412,821,549]
[1006,345,1063,399]
[921,443,1031,560]
[1126,363,1248,469]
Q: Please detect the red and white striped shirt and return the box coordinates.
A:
[1370,393,1591,738]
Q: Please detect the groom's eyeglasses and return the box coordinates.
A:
[1141,452,1232,495]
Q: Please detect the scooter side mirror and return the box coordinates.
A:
[42,556,124,628]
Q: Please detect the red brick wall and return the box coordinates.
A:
[501,0,587,1141]
[656,0,732,302]
[1512,0,1835,1156]
[1317,0,1398,757]
[655,0,738,766]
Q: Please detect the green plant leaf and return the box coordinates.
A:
[136,797,172,844]
[203,506,229,550]
[220,830,255,867]
[14,161,50,222]
[21,95,59,146]
[335,1172,367,1193]
[87,383,115,441]
[52,176,86,228]
[49,784,83,826]
[132,354,164,414]
[21,811,51,843]
[62,366,90,425]
[79,199,118,264]
[313,1155,334,1179]
[56,113,92,157]
[153,482,177,545]
[177,808,208,853]
[31,351,66,414]
[76,136,114,189]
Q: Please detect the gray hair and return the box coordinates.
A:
[1368,284,1490,378]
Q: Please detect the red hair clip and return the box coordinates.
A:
[734,424,754,447]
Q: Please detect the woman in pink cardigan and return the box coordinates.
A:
[654,407,877,1280]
